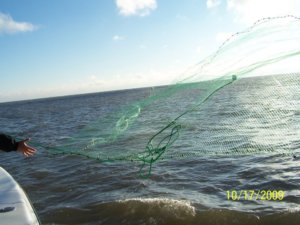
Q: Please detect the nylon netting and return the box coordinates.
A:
[43,15,300,177]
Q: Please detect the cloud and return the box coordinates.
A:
[226,0,300,25]
[116,0,157,16]
[0,13,38,34]
[84,69,179,92]
[113,35,125,41]
[196,46,202,54]
[206,0,300,25]
[206,0,221,9]
[0,67,185,102]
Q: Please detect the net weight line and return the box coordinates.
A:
[26,75,236,178]
[137,75,237,178]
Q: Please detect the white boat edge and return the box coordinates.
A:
[0,167,40,225]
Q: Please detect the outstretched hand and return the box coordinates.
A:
[17,138,37,157]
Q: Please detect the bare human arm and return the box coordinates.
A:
[0,133,36,157]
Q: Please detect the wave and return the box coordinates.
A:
[42,197,300,225]
[117,198,196,218]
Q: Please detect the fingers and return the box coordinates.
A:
[23,148,36,157]
[21,138,30,143]
[21,146,37,157]
[28,146,37,152]
[27,147,36,154]
[17,138,37,157]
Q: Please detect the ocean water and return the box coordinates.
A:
[0,75,299,225]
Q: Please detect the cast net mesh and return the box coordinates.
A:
[47,15,300,177]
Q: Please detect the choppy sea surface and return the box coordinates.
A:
[0,75,300,225]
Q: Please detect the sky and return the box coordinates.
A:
[1,0,300,102]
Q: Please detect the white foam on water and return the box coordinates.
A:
[118,197,196,218]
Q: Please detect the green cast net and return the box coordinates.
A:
[47,15,300,177]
